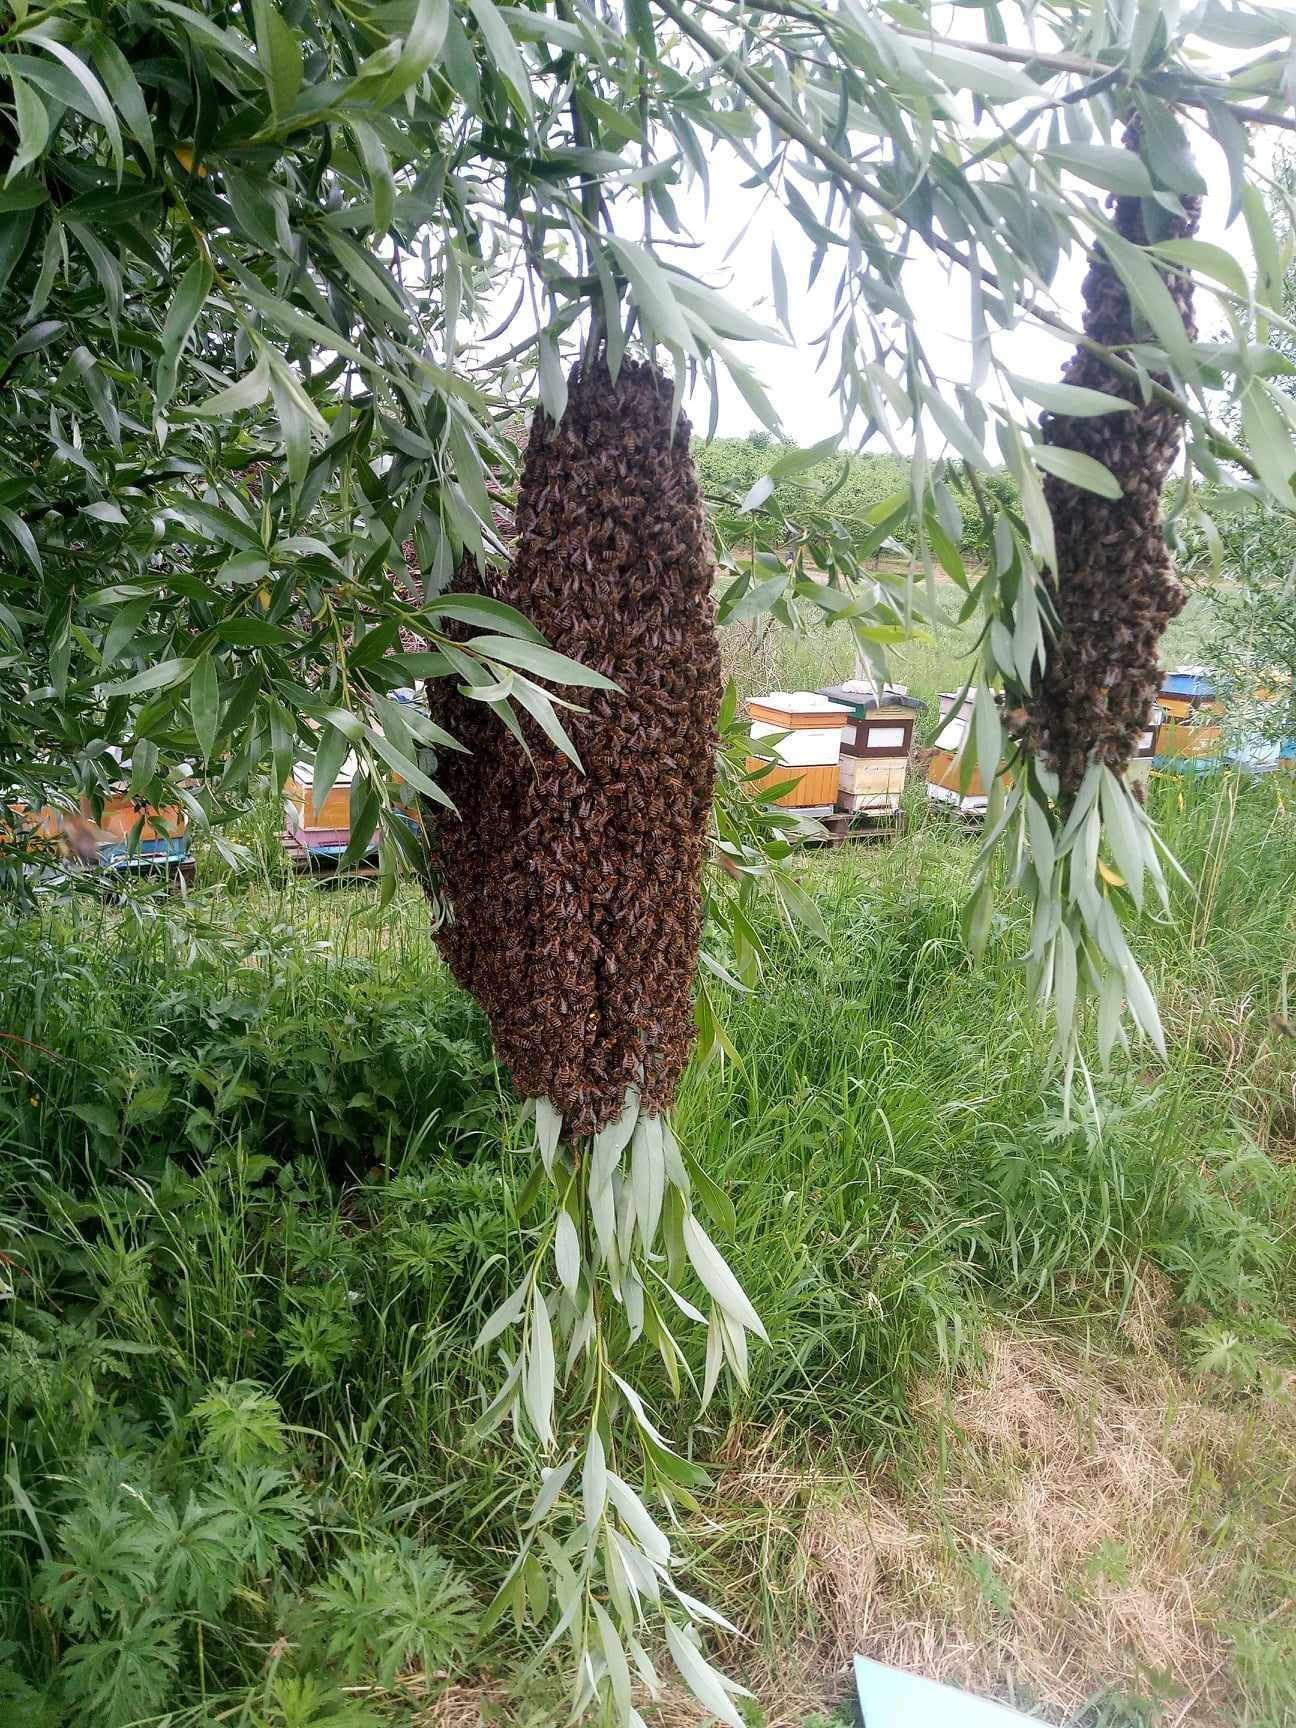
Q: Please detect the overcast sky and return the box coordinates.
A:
[681,107,1262,447]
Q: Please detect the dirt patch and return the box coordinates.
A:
[710,1326,1296,1725]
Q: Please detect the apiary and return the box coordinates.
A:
[746,691,850,809]
[926,690,993,814]
[818,682,923,812]
[1154,668,1224,764]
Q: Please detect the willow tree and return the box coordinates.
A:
[4,0,1296,1717]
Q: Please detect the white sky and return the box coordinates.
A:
[678,98,1264,446]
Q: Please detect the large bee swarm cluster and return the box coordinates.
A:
[424,359,721,1139]
[1022,137,1200,800]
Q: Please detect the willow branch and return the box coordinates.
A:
[652,0,1264,485]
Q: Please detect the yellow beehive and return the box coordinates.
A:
[746,692,849,809]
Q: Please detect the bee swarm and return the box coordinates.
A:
[424,358,722,1139]
[1021,124,1200,801]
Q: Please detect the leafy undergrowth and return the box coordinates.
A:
[0,772,1293,1726]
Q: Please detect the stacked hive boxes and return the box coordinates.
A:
[1128,705,1162,788]
[284,756,358,857]
[818,682,923,813]
[1154,668,1224,765]
[745,692,849,809]
[926,691,990,814]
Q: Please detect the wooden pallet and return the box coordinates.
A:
[807,807,908,846]
[282,833,381,882]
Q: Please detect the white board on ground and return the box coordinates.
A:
[854,1656,1042,1726]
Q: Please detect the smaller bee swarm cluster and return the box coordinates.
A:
[1021,122,1199,801]
[424,359,721,1141]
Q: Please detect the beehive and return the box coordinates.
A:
[8,784,189,869]
[819,682,923,812]
[285,755,358,854]
[747,692,849,809]
[1154,668,1224,763]
[927,691,993,814]
[1127,704,1162,788]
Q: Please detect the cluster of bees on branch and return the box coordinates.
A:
[423,359,721,1138]
[1017,121,1201,803]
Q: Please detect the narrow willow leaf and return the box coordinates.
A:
[630,1116,665,1249]
[591,1098,640,1194]
[28,34,122,181]
[1103,231,1195,378]
[535,1098,562,1174]
[1010,375,1133,418]
[1149,237,1247,301]
[98,657,194,698]
[1043,142,1154,196]
[190,655,219,760]
[91,38,154,168]
[582,1431,607,1531]
[1123,956,1167,1059]
[1240,381,1296,507]
[475,1280,527,1350]
[607,236,697,357]
[605,1474,670,1566]
[554,1210,580,1297]
[6,73,48,184]
[156,258,213,410]
[1100,770,1146,909]
[681,1213,767,1342]
[0,505,42,575]
[663,1620,745,1728]
[538,333,568,423]
[251,0,303,121]
[1053,921,1077,1049]
[901,36,1042,100]
[193,353,272,419]
[1024,791,1055,886]
[466,634,618,690]
[468,0,532,119]
[524,1455,574,1527]
[523,1289,555,1449]
[972,682,1001,795]
[1030,443,1123,500]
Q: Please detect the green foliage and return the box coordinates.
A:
[6,3,1296,1720]
[2,768,1295,1721]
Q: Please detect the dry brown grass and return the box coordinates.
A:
[702,1324,1296,1727]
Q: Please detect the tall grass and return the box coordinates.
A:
[0,767,1293,1725]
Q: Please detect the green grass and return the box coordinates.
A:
[0,765,1293,1726]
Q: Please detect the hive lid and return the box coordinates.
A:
[751,690,850,713]
[1161,667,1217,698]
[291,751,359,789]
[748,691,850,725]
[854,1655,1038,1725]
[938,688,979,719]
[820,681,923,714]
